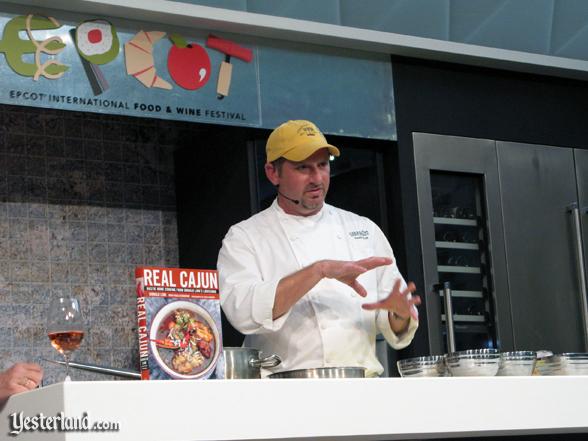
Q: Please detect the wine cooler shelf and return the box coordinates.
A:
[441,314,486,323]
[433,217,477,226]
[437,265,481,274]
[435,241,479,250]
[431,171,497,351]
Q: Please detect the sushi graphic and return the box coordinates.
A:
[72,19,120,95]
[75,19,119,65]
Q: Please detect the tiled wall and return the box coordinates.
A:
[0,104,191,384]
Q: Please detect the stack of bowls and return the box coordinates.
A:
[397,355,447,377]
[497,351,536,376]
[550,353,588,375]
[446,349,500,376]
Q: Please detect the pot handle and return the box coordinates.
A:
[249,353,281,368]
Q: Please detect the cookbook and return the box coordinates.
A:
[136,266,224,380]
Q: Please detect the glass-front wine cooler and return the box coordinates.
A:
[431,172,496,352]
[413,132,513,356]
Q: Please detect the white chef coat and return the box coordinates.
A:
[218,199,418,377]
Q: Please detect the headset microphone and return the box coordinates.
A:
[276,185,300,205]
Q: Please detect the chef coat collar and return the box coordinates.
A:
[271,198,328,223]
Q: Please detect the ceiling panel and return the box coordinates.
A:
[178,0,588,63]
[551,0,588,54]
[340,0,449,39]
[247,0,340,24]
[449,0,510,42]
[450,0,553,54]
[180,0,247,11]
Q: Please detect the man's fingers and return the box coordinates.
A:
[9,363,43,389]
[11,363,41,373]
[327,258,392,280]
[411,295,422,306]
[355,256,393,271]
[392,278,402,295]
[8,384,28,395]
[329,262,367,279]
[349,280,368,297]
[361,301,384,310]
[26,369,43,385]
[410,305,419,321]
[346,264,368,275]
[26,363,43,373]
[404,282,416,294]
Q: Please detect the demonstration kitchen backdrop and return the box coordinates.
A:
[0,2,395,382]
[1,0,588,383]
[0,105,183,384]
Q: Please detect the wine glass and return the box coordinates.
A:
[47,297,85,381]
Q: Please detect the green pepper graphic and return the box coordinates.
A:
[0,14,68,79]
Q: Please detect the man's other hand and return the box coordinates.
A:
[319,256,393,297]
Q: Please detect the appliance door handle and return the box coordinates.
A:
[438,282,456,353]
[568,203,588,350]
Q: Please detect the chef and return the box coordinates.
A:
[217,120,421,377]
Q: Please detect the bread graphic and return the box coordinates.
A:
[124,30,172,90]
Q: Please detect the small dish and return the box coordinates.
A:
[497,351,536,376]
[550,353,588,376]
[397,355,447,377]
[446,349,500,376]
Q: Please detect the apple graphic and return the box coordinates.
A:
[167,34,211,90]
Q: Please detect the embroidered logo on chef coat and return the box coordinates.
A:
[349,230,369,240]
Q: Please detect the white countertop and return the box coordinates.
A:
[1,376,587,440]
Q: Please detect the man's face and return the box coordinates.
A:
[265,148,331,216]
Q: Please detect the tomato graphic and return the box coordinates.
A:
[167,34,211,90]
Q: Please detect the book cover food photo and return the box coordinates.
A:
[136,266,224,380]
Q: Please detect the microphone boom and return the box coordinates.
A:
[277,190,299,205]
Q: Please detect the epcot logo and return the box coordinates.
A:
[0,13,254,100]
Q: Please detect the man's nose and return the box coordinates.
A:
[308,167,322,183]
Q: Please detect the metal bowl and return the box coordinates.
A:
[268,367,366,379]
[446,349,500,377]
[397,355,447,377]
[497,351,537,376]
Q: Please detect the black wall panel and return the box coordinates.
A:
[392,56,588,356]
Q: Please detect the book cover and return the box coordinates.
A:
[136,266,224,380]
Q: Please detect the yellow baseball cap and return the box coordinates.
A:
[266,120,340,163]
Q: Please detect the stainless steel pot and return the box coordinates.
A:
[268,367,366,379]
[223,347,281,379]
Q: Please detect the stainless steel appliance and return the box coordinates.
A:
[413,133,588,354]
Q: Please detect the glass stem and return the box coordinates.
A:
[64,352,70,379]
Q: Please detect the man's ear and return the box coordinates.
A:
[265,162,280,186]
